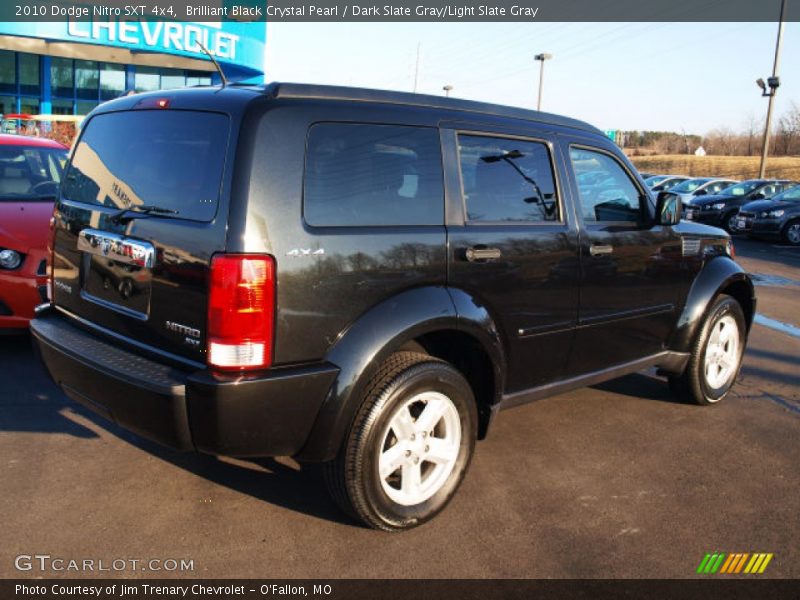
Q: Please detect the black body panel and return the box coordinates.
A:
[32,83,755,462]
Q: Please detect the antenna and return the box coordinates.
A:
[195,41,229,87]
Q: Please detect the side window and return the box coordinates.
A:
[569,147,642,223]
[304,123,443,227]
[457,134,559,223]
[759,184,777,197]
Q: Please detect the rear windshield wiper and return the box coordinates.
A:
[110,204,180,224]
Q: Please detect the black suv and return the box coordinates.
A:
[32,84,755,531]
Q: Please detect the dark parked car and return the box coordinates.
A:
[737,184,800,245]
[683,179,795,232]
[31,84,755,531]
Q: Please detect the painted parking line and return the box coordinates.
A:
[750,273,800,287]
[753,314,800,339]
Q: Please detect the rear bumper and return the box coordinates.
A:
[31,312,339,457]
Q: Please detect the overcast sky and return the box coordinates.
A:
[263,21,799,135]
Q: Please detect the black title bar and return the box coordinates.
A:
[0,0,796,22]
[5,579,800,600]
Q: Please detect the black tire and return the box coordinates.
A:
[323,351,477,531]
[668,295,746,406]
[782,219,800,246]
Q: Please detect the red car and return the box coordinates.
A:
[0,134,68,333]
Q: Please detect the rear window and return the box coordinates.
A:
[61,110,229,222]
[304,123,443,227]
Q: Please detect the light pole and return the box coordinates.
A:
[757,0,787,178]
[534,53,552,111]
[443,84,453,97]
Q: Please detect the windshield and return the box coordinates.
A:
[657,177,686,190]
[0,145,67,201]
[671,178,711,193]
[772,185,800,203]
[61,110,229,222]
[719,181,762,197]
[645,175,669,186]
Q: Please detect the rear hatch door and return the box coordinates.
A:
[52,107,233,365]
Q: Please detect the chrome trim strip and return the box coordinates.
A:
[77,229,155,268]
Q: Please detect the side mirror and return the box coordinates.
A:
[655,191,681,226]
[694,189,707,196]
[751,192,765,200]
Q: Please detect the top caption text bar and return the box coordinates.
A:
[2,0,795,22]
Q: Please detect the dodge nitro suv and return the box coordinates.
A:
[32,83,755,531]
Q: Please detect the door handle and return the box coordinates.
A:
[465,246,502,262]
[589,244,614,257]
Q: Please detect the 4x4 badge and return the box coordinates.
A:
[286,248,325,257]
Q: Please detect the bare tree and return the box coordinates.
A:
[742,112,760,157]
[775,102,800,156]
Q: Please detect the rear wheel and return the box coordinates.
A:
[783,220,800,246]
[323,351,477,531]
[669,295,745,405]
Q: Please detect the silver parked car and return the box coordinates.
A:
[645,175,690,192]
[670,177,739,205]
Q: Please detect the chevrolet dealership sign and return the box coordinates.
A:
[0,20,264,78]
[66,20,240,60]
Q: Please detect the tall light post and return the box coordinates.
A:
[443,84,453,97]
[534,53,552,111]
[757,0,787,178]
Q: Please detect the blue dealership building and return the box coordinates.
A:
[0,20,266,117]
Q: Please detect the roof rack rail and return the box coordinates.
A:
[261,82,601,135]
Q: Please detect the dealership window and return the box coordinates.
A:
[135,67,160,93]
[186,71,212,87]
[99,63,125,100]
[0,51,14,94]
[0,95,14,115]
[19,53,40,96]
[51,99,73,115]
[75,60,99,100]
[160,68,186,90]
[19,97,40,114]
[51,57,74,98]
[77,101,98,116]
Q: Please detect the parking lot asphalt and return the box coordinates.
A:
[1,238,798,579]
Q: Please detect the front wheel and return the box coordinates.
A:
[669,295,745,405]
[324,352,477,531]
[723,211,740,233]
[782,220,800,246]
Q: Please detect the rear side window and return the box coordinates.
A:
[304,123,443,227]
[457,134,559,222]
[61,110,229,222]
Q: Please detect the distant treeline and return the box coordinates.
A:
[621,102,800,157]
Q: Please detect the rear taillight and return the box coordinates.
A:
[208,254,275,371]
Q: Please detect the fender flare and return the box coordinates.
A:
[668,256,755,354]
[296,285,504,462]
